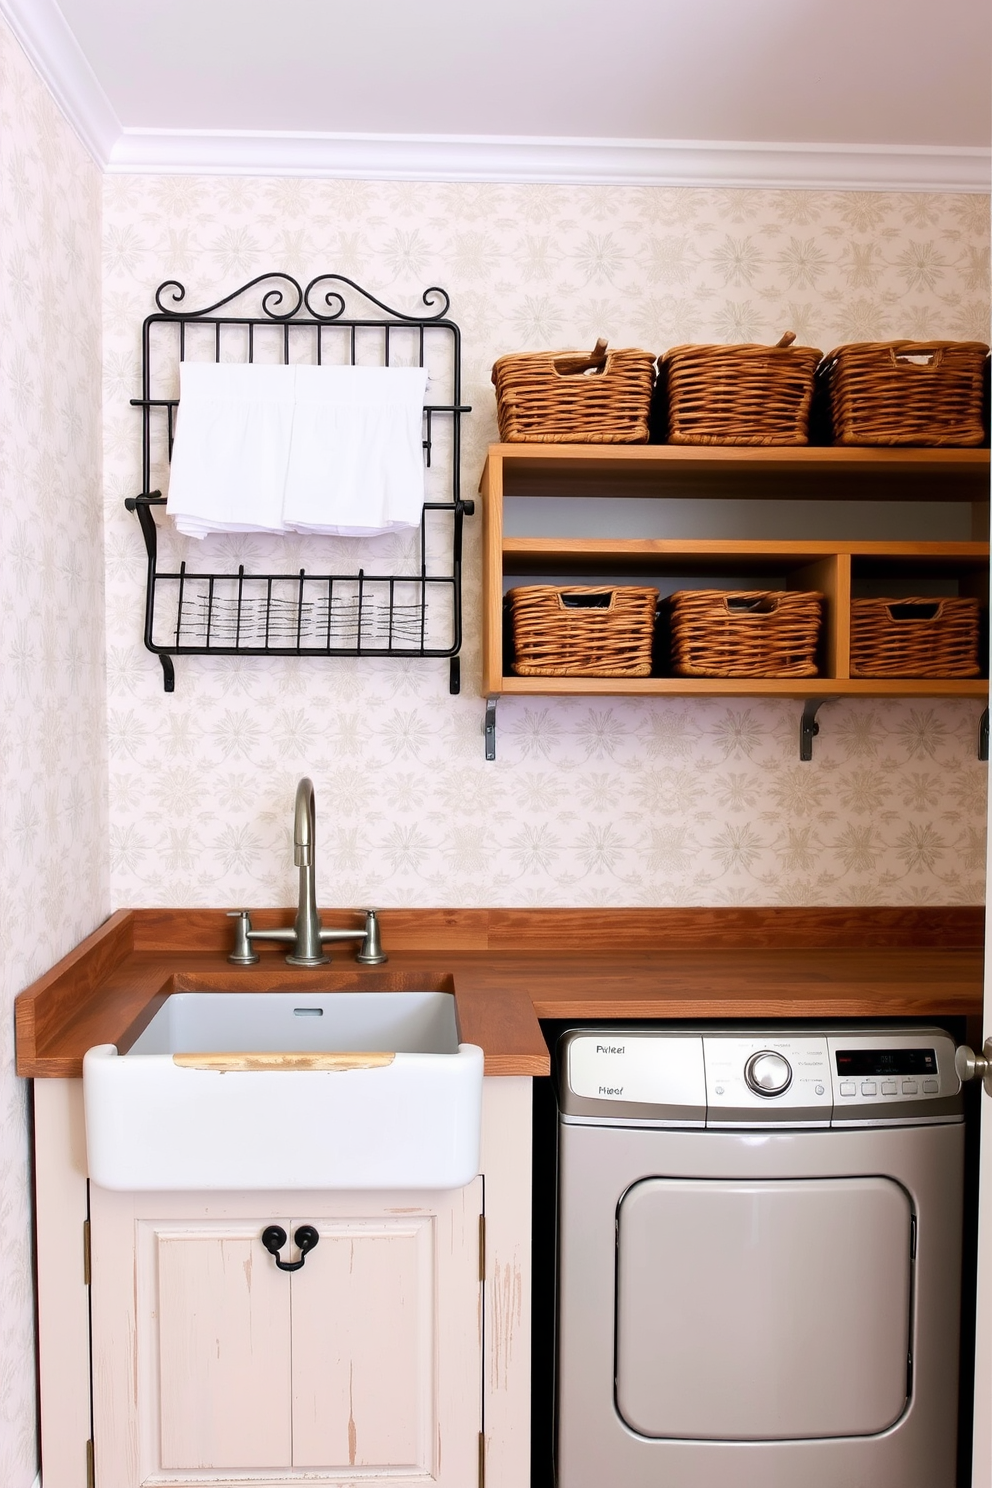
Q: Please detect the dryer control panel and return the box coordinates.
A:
[704,1033,832,1125]
[827,1032,955,1124]
[560,1027,962,1127]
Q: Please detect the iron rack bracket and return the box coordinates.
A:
[126,275,471,692]
[484,697,498,761]
[980,707,989,762]
[799,697,837,761]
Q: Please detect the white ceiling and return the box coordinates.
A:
[4,0,991,187]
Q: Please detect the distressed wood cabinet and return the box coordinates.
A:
[90,1183,484,1486]
[35,1077,532,1488]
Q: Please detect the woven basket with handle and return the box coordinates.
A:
[850,597,981,677]
[658,332,823,446]
[669,589,823,677]
[819,340,989,446]
[507,585,659,676]
[492,340,656,444]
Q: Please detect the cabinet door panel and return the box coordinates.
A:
[91,1182,483,1487]
[157,1229,292,1470]
[291,1218,432,1470]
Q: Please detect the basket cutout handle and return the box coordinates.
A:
[724,594,780,614]
[890,347,943,371]
[885,600,943,622]
[552,338,610,378]
[558,590,615,609]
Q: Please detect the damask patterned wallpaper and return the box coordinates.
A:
[102,177,989,913]
[0,30,986,1480]
[0,16,106,1487]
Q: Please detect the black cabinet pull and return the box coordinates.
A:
[261,1224,320,1271]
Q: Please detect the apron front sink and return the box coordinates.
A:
[83,990,483,1191]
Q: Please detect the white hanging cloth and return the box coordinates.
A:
[165,361,427,540]
[166,362,296,539]
[284,365,427,536]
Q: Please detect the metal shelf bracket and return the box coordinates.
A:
[484,697,498,761]
[799,697,837,761]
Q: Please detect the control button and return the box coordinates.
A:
[861,1081,877,1096]
[814,1084,825,1096]
[839,1081,856,1097]
[881,1081,897,1095]
[745,1050,792,1097]
[902,1080,919,1095]
[923,1078,939,1094]
[714,1085,725,1096]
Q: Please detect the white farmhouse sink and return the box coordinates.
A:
[83,991,483,1192]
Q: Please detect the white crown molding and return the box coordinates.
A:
[0,0,119,162]
[107,130,992,193]
[1,1,988,195]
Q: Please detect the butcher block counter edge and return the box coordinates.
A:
[15,905,984,1078]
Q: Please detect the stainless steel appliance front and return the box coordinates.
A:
[556,1027,964,1488]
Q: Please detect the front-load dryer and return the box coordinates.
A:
[556,1026,964,1488]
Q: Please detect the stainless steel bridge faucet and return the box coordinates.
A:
[227,777,387,967]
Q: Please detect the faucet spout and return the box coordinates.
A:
[288,777,326,965]
[294,777,315,868]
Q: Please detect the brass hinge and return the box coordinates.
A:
[86,1438,95,1488]
[83,1219,91,1286]
[478,1214,486,1282]
[478,1430,486,1488]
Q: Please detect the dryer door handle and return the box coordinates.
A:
[955,1041,992,1095]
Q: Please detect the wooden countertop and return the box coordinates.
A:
[15,906,985,1078]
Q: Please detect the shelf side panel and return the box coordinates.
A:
[792,554,851,682]
[482,454,505,694]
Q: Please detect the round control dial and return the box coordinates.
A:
[745,1050,793,1097]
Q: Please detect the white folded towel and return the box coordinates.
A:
[284,365,428,536]
[166,362,296,539]
[165,361,428,540]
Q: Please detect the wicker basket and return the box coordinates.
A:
[819,340,989,446]
[668,589,823,677]
[658,332,823,446]
[850,597,981,677]
[492,339,656,444]
[507,585,659,676]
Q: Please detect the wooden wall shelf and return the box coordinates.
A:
[480,444,990,757]
[492,443,992,501]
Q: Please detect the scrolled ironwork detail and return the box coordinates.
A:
[154,280,188,314]
[154,274,305,321]
[304,274,450,323]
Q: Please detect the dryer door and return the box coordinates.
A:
[615,1176,913,1441]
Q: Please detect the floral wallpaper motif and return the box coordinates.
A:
[102,177,989,912]
[0,17,107,1488]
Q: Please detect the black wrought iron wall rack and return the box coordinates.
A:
[126,274,473,692]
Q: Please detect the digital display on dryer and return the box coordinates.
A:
[835,1048,937,1077]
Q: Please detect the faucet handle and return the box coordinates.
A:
[355,909,388,966]
[227,910,260,966]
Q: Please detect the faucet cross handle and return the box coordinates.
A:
[355,909,388,966]
[227,910,260,966]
